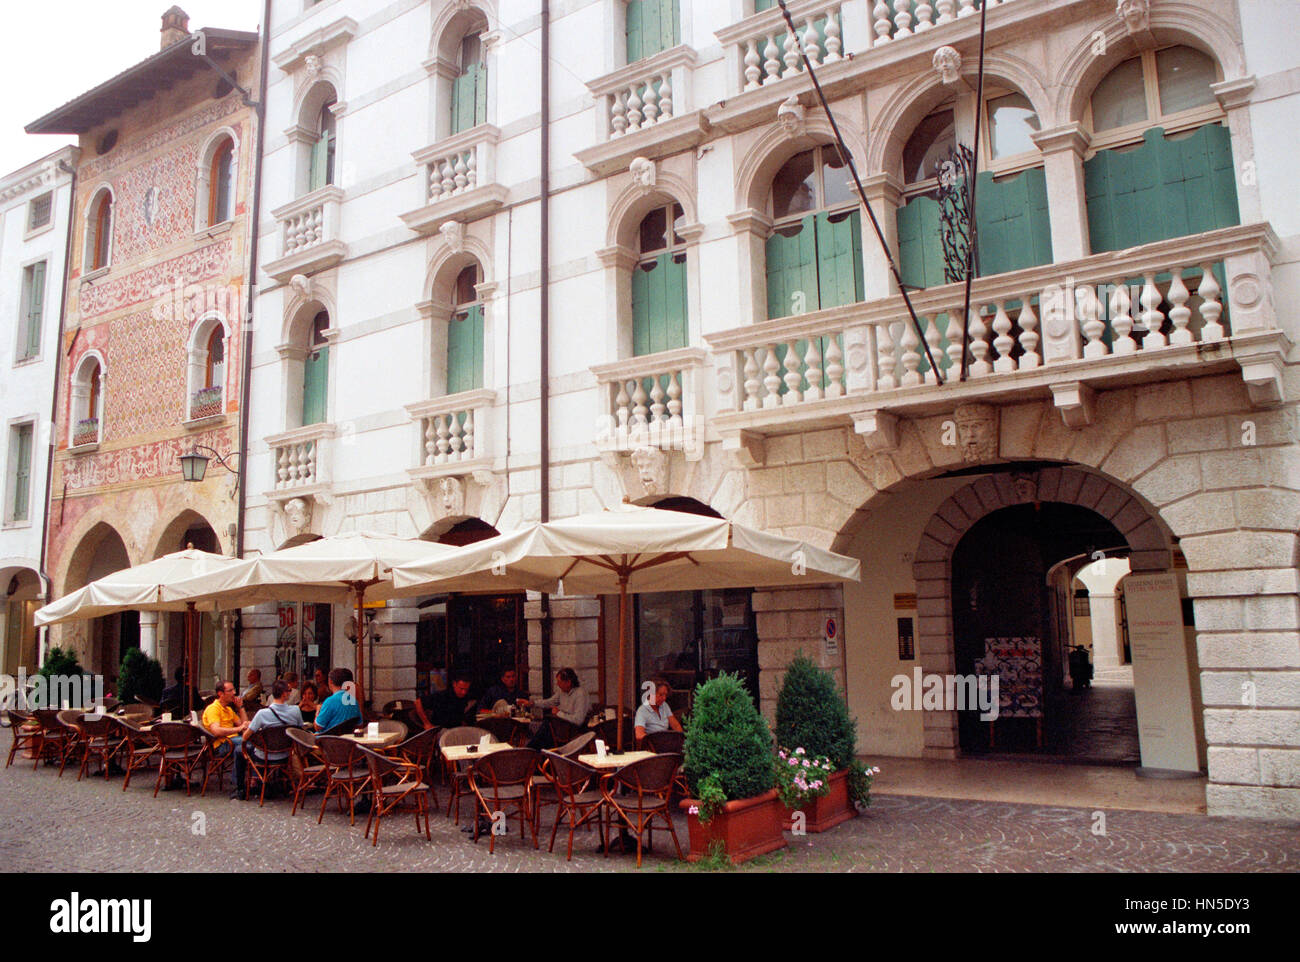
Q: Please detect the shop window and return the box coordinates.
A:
[447,264,485,395]
[626,0,680,64]
[632,203,688,356]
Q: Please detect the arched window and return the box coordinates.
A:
[205,326,225,390]
[765,145,862,319]
[310,99,337,192]
[446,264,484,394]
[86,190,113,271]
[71,356,104,446]
[1083,46,1234,253]
[449,27,488,135]
[632,204,688,356]
[187,318,228,420]
[301,311,330,425]
[208,137,235,225]
[896,87,1050,290]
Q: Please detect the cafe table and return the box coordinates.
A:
[341,730,404,751]
[442,741,511,764]
[577,750,655,771]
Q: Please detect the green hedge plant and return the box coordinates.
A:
[117,648,164,705]
[774,654,856,770]
[683,672,773,820]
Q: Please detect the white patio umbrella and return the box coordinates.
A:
[389,504,861,750]
[34,547,247,714]
[160,530,550,713]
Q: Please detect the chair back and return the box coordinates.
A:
[246,725,293,757]
[478,716,516,744]
[541,751,597,796]
[315,735,362,768]
[554,731,595,758]
[56,708,82,727]
[112,716,150,744]
[36,709,67,733]
[285,728,318,752]
[395,727,439,767]
[546,716,582,745]
[382,699,414,716]
[592,717,634,748]
[612,753,681,798]
[356,744,398,780]
[471,748,539,793]
[644,730,685,754]
[439,726,492,749]
[119,703,153,720]
[376,719,408,741]
[5,708,35,727]
[134,696,160,709]
[78,714,113,739]
[153,721,203,750]
[320,718,360,736]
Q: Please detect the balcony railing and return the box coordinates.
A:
[265,423,336,492]
[71,417,99,448]
[405,388,496,480]
[716,0,844,94]
[590,347,708,457]
[264,186,345,282]
[401,127,507,234]
[870,0,1011,47]
[189,386,223,421]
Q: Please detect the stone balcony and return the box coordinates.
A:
[400,125,508,235]
[263,422,337,501]
[404,388,497,487]
[263,186,346,283]
[706,223,1288,463]
[590,347,709,460]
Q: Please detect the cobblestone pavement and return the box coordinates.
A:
[1,759,1296,873]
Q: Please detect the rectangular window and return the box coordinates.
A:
[17,262,47,361]
[626,0,680,64]
[27,193,53,232]
[6,423,34,524]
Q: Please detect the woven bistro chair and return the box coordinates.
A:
[153,722,207,797]
[315,735,371,826]
[478,715,520,747]
[592,715,636,753]
[601,753,684,868]
[242,726,294,806]
[357,744,432,846]
[438,726,494,823]
[468,748,541,854]
[643,730,689,799]
[382,699,417,731]
[539,752,609,861]
[376,719,409,742]
[542,715,583,748]
[319,718,361,736]
[4,709,40,768]
[285,728,329,816]
[194,725,235,796]
[56,709,86,777]
[532,732,595,834]
[113,716,159,791]
[76,714,118,780]
[33,709,73,770]
[118,703,154,722]
[393,727,441,810]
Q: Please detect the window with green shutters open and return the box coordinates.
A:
[309,98,337,193]
[626,0,680,64]
[447,264,485,395]
[1083,46,1235,254]
[301,311,330,426]
[450,29,488,135]
[5,422,33,525]
[17,261,46,362]
[765,145,863,320]
[633,204,689,356]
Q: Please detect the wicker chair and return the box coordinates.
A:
[382,700,417,731]
[643,730,689,799]
[439,726,494,823]
[118,703,154,722]
[468,748,540,854]
[376,719,408,742]
[539,752,608,861]
[319,718,361,736]
[555,731,595,758]
[315,736,371,825]
[4,709,40,768]
[242,726,294,806]
[194,726,235,796]
[286,728,329,816]
[153,722,207,797]
[114,717,159,791]
[76,714,118,780]
[358,745,432,846]
[56,709,86,777]
[532,732,595,832]
[33,709,73,770]
[592,716,636,753]
[477,715,519,747]
[542,715,583,747]
[601,753,684,868]
[393,727,441,810]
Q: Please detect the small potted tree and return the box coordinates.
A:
[774,654,869,832]
[117,648,164,707]
[680,672,786,865]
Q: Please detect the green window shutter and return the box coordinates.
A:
[627,0,677,63]
[975,167,1052,277]
[663,0,680,51]
[765,215,819,319]
[814,209,864,310]
[301,346,328,426]
[309,134,330,192]
[447,304,485,395]
[451,66,485,134]
[11,425,32,521]
[632,253,688,357]
[755,0,775,10]
[896,195,946,290]
[24,262,45,358]
[626,0,644,63]
[473,63,488,128]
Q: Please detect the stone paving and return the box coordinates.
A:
[2,756,1296,873]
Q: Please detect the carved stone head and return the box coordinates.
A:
[1012,472,1038,503]
[284,497,312,537]
[438,475,465,516]
[953,403,999,463]
[439,220,465,254]
[304,54,323,78]
[630,446,667,495]
[933,46,962,86]
[1116,0,1149,33]
[776,95,805,137]
[629,157,656,192]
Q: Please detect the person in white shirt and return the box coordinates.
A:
[523,668,590,749]
[634,679,682,741]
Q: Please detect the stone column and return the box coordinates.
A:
[525,595,602,702]
[370,598,419,708]
[240,602,278,686]
[725,209,773,324]
[753,585,845,725]
[859,172,902,301]
[1211,78,1262,225]
[138,611,159,660]
[1031,123,1092,262]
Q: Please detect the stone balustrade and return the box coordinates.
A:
[734,1,843,90]
[590,347,709,455]
[403,128,506,234]
[405,388,496,474]
[869,0,1008,46]
[264,186,345,282]
[607,71,676,137]
[266,423,335,491]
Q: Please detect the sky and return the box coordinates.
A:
[3,1,264,175]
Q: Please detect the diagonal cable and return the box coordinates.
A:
[958,0,991,381]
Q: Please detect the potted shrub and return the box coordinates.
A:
[774,654,871,832]
[680,672,786,865]
[117,648,164,707]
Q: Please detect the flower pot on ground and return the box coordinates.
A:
[681,672,786,865]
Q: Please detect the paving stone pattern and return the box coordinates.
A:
[3,758,1297,873]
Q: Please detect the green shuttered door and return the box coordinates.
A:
[301,347,328,426]
[12,425,32,521]
[447,304,485,394]
[632,253,688,356]
[451,64,487,135]
[765,211,864,319]
[975,167,1053,277]
[626,0,679,63]
[1084,124,1239,254]
[24,262,45,358]
[897,195,946,290]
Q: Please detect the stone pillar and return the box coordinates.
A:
[859,172,902,301]
[1031,123,1092,262]
[753,585,845,725]
[1211,78,1262,226]
[138,611,159,659]
[725,209,773,324]
[525,595,602,702]
[240,602,278,687]
[371,598,419,707]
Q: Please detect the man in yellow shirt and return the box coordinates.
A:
[202,680,250,799]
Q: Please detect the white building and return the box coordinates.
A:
[243,0,1300,819]
[0,146,78,676]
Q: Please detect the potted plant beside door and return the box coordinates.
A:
[774,654,869,832]
[680,672,786,865]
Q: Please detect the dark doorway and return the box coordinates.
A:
[416,594,524,700]
[951,501,1137,761]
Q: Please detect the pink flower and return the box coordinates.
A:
[794,747,805,755]
[688,805,699,815]
[788,758,798,766]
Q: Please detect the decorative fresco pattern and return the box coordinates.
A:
[61,426,234,492]
[77,238,231,318]
[78,97,243,182]
[109,143,200,262]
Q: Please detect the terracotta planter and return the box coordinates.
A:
[680,788,788,865]
[783,768,858,833]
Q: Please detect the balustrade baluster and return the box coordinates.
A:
[658,73,673,119]
[667,371,683,425]
[1017,298,1040,369]
[466,151,478,190]
[615,381,631,427]
[762,345,783,409]
[744,39,762,90]
[1168,269,1193,345]
[824,335,844,397]
[611,91,629,137]
[428,165,441,201]
[436,415,451,463]
[824,9,842,61]
[441,159,456,197]
[936,0,957,24]
[424,418,437,465]
[742,350,761,411]
[945,313,964,372]
[763,34,782,84]
[876,322,898,390]
[642,80,659,126]
[873,1,894,44]
[453,152,469,193]
[802,18,822,69]
[781,341,802,405]
[448,412,465,458]
[1197,265,1224,341]
[958,0,978,16]
[804,338,823,401]
[924,317,944,384]
[900,324,922,386]
[631,379,649,425]
[626,85,643,132]
[968,309,991,376]
[463,409,476,459]
[893,0,914,38]
[649,376,667,422]
[277,447,290,487]
[915,1,935,30]
[1109,281,1135,354]
[991,301,1015,372]
[783,31,802,77]
[1139,275,1167,348]
[1079,286,1106,358]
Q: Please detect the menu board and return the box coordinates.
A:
[974,636,1042,719]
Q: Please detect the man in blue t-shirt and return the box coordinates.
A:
[313,668,361,732]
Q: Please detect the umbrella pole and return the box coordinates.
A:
[185,602,196,717]
[353,584,366,720]
[617,573,628,753]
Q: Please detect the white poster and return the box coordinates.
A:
[1123,572,1200,773]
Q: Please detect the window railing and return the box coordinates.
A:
[72,417,100,447]
[590,347,708,453]
[189,386,223,420]
[405,388,495,471]
[267,423,336,491]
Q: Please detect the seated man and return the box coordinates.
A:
[160,667,201,714]
[634,679,683,743]
[245,680,304,791]
[313,668,362,733]
[480,667,528,714]
[241,669,264,711]
[283,672,301,706]
[202,680,250,799]
[414,672,477,730]
[523,668,590,750]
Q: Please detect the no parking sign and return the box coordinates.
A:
[823,616,838,657]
